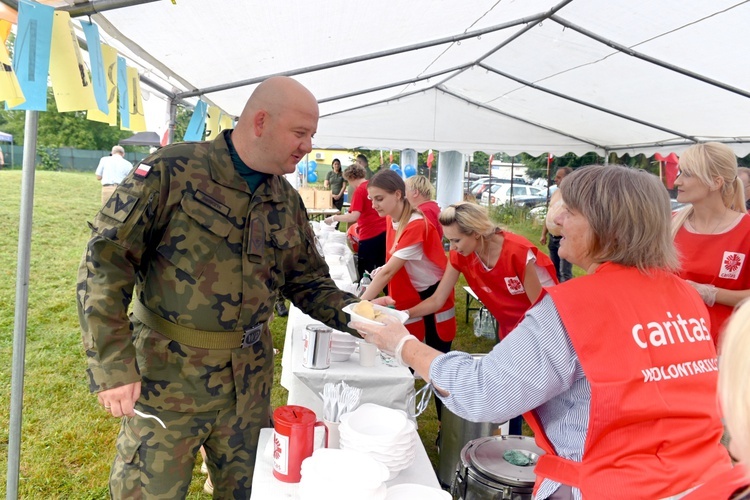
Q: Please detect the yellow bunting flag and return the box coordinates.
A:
[205,106,222,140]
[123,66,146,131]
[0,19,24,106]
[219,113,234,133]
[87,44,118,125]
[49,11,95,112]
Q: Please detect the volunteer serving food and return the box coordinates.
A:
[352,165,733,499]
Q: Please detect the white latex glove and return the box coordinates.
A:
[349,315,409,357]
[323,216,335,225]
[686,280,718,307]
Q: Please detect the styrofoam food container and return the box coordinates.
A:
[343,303,409,326]
[300,448,389,490]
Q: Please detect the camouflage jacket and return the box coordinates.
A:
[77,131,357,408]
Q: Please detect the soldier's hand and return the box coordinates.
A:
[98,382,141,418]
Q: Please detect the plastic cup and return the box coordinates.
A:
[359,342,378,367]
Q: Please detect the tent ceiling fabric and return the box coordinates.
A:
[60,0,750,156]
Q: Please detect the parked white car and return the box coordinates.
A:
[480,184,545,206]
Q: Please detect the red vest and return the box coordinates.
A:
[675,215,750,346]
[682,464,750,500]
[386,216,456,342]
[450,231,557,340]
[526,263,731,498]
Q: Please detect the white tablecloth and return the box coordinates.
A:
[280,305,416,420]
[249,427,441,499]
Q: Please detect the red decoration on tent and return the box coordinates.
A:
[389,150,393,164]
[427,149,434,169]
[654,152,679,188]
[160,128,169,147]
[489,154,494,167]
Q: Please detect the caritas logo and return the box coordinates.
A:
[505,276,525,295]
[719,251,745,279]
[272,431,289,475]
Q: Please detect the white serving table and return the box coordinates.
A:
[280,305,416,420]
[249,427,441,499]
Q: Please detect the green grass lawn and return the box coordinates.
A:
[0,170,570,497]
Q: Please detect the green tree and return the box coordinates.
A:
[0,89,132,150]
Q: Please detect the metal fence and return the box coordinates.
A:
[0,144,147,171]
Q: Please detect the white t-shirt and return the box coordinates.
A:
[391,214,444,291]
[96,154,133,185]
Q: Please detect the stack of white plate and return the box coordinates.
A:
[339,404,418,480]
[300,448,389,500]
[331,330,357,362]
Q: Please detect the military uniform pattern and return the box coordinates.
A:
[77,130,358,498]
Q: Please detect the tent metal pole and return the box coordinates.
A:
[177,13,548,99]
[6,110,39,500]
[59,0,161,17]
[440,87,604,151]
[551,14,750,100]
[317,64,469,104]
[478,63,698,143]
[167,97,177,145]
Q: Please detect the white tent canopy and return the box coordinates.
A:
[70,0,750,157]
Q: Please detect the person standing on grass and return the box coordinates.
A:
[540,167,573,282]
[95,145,133,206]
[77,76,364,499]
[324,158,347,211]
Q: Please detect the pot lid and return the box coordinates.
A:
[468,436,544,487]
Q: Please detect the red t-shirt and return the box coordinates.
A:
[674,215,750,344]
[350,181,386,241]
[417,200,443,239]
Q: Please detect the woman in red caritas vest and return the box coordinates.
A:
[671,142,750,347]
[406,201,557,341]
[352,165,734,500]
[359,170,456,419]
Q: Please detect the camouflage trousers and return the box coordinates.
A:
[110,402,271,499]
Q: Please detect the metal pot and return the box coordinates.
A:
[451,435,544,500]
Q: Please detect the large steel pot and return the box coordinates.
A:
[451,435,544,500]
[437,354,507,488]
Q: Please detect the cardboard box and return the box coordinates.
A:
[299,187,333,209]
[299,187,316,208]
[314,190,332,209]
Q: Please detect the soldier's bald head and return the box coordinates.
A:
[241,76,318,123]
[232,77,319,175]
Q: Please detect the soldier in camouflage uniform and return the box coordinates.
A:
[77,77,360,499]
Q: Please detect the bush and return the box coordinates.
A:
[37,147,62,171]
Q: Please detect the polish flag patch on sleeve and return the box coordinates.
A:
[134,163,152,178]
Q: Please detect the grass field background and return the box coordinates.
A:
[0,169,560,498]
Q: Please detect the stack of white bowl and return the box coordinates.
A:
[300,448,389,500]
[339,404,418,480]
[331,331,357,362]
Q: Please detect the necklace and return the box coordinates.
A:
[690,208,728,234]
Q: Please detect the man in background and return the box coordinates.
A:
[540,166,573,282]
[356,153,376,179]
[95,145,133,205]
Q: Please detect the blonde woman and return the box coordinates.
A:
[672,142,750,346]
[405,175,443,238]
